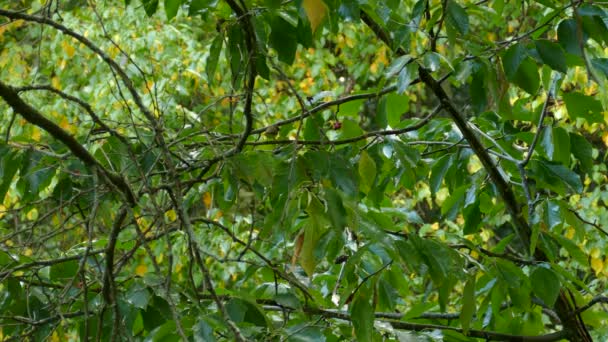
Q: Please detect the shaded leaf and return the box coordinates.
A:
[446,0,469,35]
[534,39,567,73]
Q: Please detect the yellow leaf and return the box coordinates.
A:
[61,41,75,58]
[565,227,575,239]
[591,257,604,276]
[203,192,212,208]
[590,247,601,259]
[135,264,147,276]
[302,0,327,33]
[24,248,33,257]
[26,208,38,221]
[165,209,177,222]
[51,76,61,90]
[31,127,41,142]
[59,117,74,134]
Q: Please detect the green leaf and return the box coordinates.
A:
[381,93,409,128]
[494,259,530,309]
[446,0,469,35]
[300,199,325,276]
[558,19,585,56]
[441,185,466,218]
[206,34,223,84]
[351,294,374,342]
[461,276,476,334]
[142,0,159,16]
[164,0,181,20]
[49,260,79,281]
[358,151,377,194]
[534,39,567,73]
[542,199,562,230]
[397,63,417,94]
[502,42,527,80]
[551,126,570,166]
[530,159,582,194]
[226,298,268,327]
[286,326,325,342]
[144,320,178,342]
[193,319,216,342]
[470,67,487,114]
[463,201,482,235]
[270,16,298,65]
[511,57,540,95]
[0,149,21,204]
[563,92,604,124]
[592,58,608,77]
[325,188,347,230]
[530,266,560,306]
[430,154,452,195]
[126,284,151,310]
[570,133,593,173]
[338,0,360,21]
[385,55,411,79]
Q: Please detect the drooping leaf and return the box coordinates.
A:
[206,34,223,85]
[325,188,347,230]
[570,133,593,173]
[551,126,570,166]
[530,159,582,194]
[557,19,585,57]
[270,16,298,65]
[446,0,469,35]
[534,39,568,73]
[381,93,409,128]
[530,266,560,306]
[142,0,159,16]
[164,0,181,20]
[302,0,328,33]
[358,151,377,194]
[397,63,417,94]
[385,55,411,79]
[511,57,540,95]
[502,42,527,80]
[350,293,374,342]
[430,154,452,195]
[461,276,476,334]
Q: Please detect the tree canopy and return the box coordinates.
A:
[1,0,608,341]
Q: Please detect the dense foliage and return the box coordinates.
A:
[1,0,608,340]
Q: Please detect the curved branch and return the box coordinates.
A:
[14,85,129,145]
[0,81,136,205]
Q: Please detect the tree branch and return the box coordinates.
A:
[0,81,136,205]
